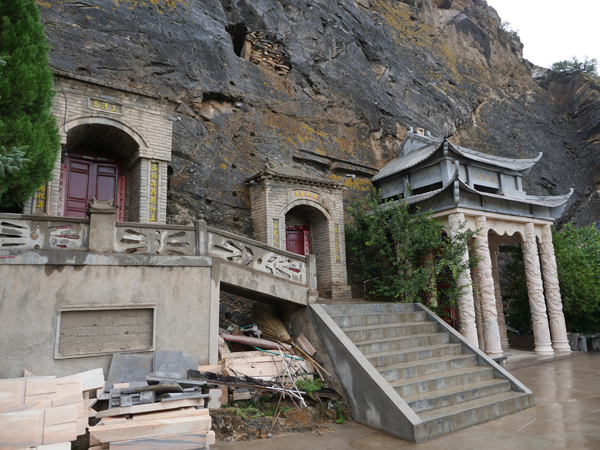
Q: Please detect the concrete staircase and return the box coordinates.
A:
[311,302,534,442]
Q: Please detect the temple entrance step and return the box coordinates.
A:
[312,302,534,442]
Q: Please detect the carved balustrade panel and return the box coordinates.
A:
[208,229,307,284]
[115,225,196,256]
[0,218,88,251]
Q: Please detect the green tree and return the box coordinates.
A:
[345,190,477,310]
[553,223,600,333]
[0,0,60,208]
[551,56,598,77]
[500,223,600,334]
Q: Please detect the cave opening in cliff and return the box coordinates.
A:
[226,22,248,57]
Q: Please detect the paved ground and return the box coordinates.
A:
[217,353,600,449]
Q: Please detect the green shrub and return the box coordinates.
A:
[551,56,598,77]
[345,189,477,309]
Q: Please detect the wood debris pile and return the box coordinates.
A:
[0,368,103,450]
[243,32,291,76]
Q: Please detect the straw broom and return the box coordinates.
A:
[259,316,331,378]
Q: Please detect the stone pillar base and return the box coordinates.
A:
[534,342,554,356]
[552,341,572,353]
[501,338,510,350]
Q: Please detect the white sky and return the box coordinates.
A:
[486,0,600,68]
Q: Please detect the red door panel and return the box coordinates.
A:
[286,230,304,255]
[63,154,124,218]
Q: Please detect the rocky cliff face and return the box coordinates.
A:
[39,0,599,231]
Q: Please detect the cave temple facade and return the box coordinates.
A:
[373,129,573,356]
[24,72,177,224]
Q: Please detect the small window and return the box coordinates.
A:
[474,184,500,195]
[412,182,443,196]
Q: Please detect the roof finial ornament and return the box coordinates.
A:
[408,126,414,134]
[443,122,449,139]
[426,130,432,138]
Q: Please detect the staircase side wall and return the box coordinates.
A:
[309,304,421,442]
[412,303,534,395]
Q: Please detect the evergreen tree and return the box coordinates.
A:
[0,0,60,208]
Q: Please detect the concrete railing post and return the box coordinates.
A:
[87,198,118,253]
[195,215,208,256]
[307,254,319,303]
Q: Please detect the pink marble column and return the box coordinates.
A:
[491,244,510,349]
[522,223,554,355]
[471,265,486,350]
[448,213,478,347]
[539,224,571,352]
[473,216,503,357]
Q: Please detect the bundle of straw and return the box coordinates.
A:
[259,316,292,344]
[259,315,331,378]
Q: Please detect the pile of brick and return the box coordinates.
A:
[245,32,291,76]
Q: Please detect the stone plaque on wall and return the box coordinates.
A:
[56,307,155,358]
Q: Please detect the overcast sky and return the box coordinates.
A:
[486,0,600,68]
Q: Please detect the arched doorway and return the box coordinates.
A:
[60,124,139,221]
[285,204,332,296]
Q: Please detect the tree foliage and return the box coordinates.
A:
[553,223,600,333]
[500,223,600,334]
[345,190,478,310]
[0,0,60,207]
[551,56,598,78]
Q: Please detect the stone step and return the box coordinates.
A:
[377,354,478,383]
[354,332,451,355]
[343,321,439,342]
[415,391,534,441]
[391,366,495,397]
[322,302,416,316]
[404,378,511,413]
[329,311,427,328]
[366,343,464,368]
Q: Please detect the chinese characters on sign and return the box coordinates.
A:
[472,169,498,185]
[272,218,280,248]
[148,162,159,222]
[89,98,122,114]
[35,185,47,213]
[292,190,320,201]
[334,223,341,262]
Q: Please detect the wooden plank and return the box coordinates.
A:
[65,368,104,392]
[42,422,77,445]
[89,416,211,443]
[35,442,72,449]
[0,408,44,447]
[196,364,224,374]
[108,431,215,450]
[131,407,208,422]
[0,379,27,412]
[25,378,58,397]
[95,399,203,419]
[24,369,37,378]
[24,393,57,404]
[44,404,78,427]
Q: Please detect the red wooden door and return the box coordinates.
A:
[64,154,123,218]
[286,226,310,255]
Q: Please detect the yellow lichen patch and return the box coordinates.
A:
[220,163,227,170]
[314,148,326,155]
[36,1,51,7]
[329,174,373,191]
[108,0,187,13]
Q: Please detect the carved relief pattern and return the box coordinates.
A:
[0,219,88,251]
[539,224,570,351]
[209,229,306,284]
[522,222,554,354]
[448,213,479,346]
[471,265,485,350]
[473,216,503,356]
[491,249,510,349]
[114,226,196,256]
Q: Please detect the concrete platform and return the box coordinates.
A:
[504,348,586,371]
[217,353,600,449]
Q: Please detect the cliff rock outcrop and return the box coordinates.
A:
[38,0,600,230]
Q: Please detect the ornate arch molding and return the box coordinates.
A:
[279,198,333,222]
[62,116,150,151]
